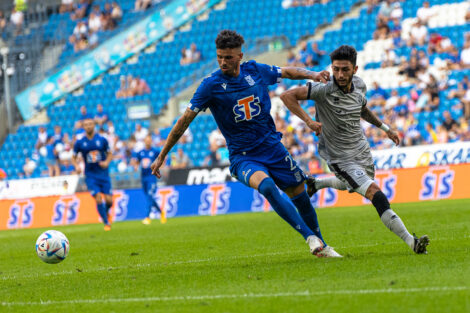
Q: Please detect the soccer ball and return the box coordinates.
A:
[35,230,70,264]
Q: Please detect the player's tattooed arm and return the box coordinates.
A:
[281,67,330,83]
[280,86,322,135]
[360,105,382,128]
[361,105,400,145]
[151,108,197,178]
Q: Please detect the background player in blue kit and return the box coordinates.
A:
[151,30,341,257]
[73,116,114,231]
[132,134,161,225]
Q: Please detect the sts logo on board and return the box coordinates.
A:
[419,167,455,200]
[7,200,34,229]
[251,189,271,212]
[198,184,231,216]
[112,190,130,222]
[52,196,80,225]
[155,187,179,218]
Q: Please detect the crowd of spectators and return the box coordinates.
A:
[115,74,151,98]
[281,0,330,9]
[66,1,122,52]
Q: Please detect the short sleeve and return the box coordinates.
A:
[306,82,326,102]
[102,137,110,153]
[188,78,212,113]
[255,62,282,85]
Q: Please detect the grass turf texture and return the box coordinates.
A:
[1,198,469,313]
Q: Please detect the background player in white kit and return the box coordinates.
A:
[280,45,429,254]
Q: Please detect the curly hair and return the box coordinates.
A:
[215,30,245,49]
[330,45,357,66]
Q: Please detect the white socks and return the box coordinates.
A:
[380,209,414,249]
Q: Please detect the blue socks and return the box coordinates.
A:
[258,178,314,239]
[97,203,109,225]
[291,191,326,246]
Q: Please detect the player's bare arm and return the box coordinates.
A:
[361,105,400,145]
[71,154,81,174]
[281,67,330,83]
[280,86,322,135]
[151,108,197,178]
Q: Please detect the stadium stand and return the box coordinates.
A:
[0,0,469,181]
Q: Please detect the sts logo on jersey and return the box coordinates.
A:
[233,95,261,122]
[198,184,231,216]
[363,171,397,204]
[52,196,80,225]
[156,187,179,218]
[251,189,271,212]
[111,190,129,222]
[419,167,455,200]
[7,200,34,229]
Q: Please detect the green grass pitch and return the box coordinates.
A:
[1,198,469,313]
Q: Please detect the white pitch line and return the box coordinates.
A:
[1,286,468,306]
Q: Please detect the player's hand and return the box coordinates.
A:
[75,167,82,175]
[151,156,164,179]
[386,129,400,146]
[99,161,109,169]
[308,121,322,136]
[312,70,330,84]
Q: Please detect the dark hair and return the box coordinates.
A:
[330,45,357,66]
[215,30,245,49]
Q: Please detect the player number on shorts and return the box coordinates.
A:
[285,155,296,171]
[233,95,261,123]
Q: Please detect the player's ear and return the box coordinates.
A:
[239,52,243,60]
[353,65,358,74]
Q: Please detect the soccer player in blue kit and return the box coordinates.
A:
[73,116,114,231]
[132,134,161,225]
[151,30,341,257]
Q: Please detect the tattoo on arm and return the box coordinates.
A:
[283,67,313,80]
[161,109,197,156]
[361,106,382,128]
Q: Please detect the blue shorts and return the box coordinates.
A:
[142,176,157,197]
[85,176,112,196]
[229,141,306,191]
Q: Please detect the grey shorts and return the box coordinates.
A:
[327,154,375,192]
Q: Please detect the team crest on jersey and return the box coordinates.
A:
[245,75,255,86]
[419,167,455,200]
[198,184,231,216]
[96,140,101,146]
[7,200,34,229]
[221,83,227,90]
[233,95,261,123]
[52,196,80,225]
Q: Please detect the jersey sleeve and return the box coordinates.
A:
[254,62,282,85]
[306,82,326,102]
[102,137,110,153]
[188,78,212,113]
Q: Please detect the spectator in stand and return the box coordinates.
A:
[417,1,437,26]
[186,43,201,64]
[73,120,86,141]
[133,123,149,152]
[88,7,103,34]
[135,0,152,11]
[461,87,470,120]
[310,41,326,66]
[408,21,428,46]
[180,127,193,144]
[373,18,390,40]
[35,126,48,149]
[209,128,225,149]
[59,159,76,175]
[72,0,90,21]
[460,41,470,69]
[10,7,24,35]
[111,2,123,24]
[203,145,221,166]
[436,124,449,143]
[381,47,398,67]
[95,104,109,126]
[22,157,37,178]
[390,2,403,21]
[170,148,191,169]
[366,0,379,14]
[60,0,74,13]
[399,57,422,81]
[79,106,89,120]
[377,0,393,24]
[52,125,63,145]
[135,76,151,95]
[180,47,189,65]
[44,137,59,177]
[151,127,163,147]
[297,41,312,66]
[69,20,88,44]
[423,123,438,144]
[442,111,458,131]
[0,11,7,34]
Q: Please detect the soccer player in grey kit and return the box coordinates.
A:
[280,45,429,254]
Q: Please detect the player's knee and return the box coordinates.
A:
[365,183,381,200]
[95,193,102,203]
[258,177,277,199]
[371,190,391,217]
[354,180,376,198]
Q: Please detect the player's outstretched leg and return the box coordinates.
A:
[291,190,326,245]
[368,187,429,254]
[306,175,348,197]
[258,177,323,255]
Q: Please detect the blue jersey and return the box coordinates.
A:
[133,148,160,179]
[189,60,282,156]
[73,134,110,179]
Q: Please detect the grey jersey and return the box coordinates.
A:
[307,76,370,163]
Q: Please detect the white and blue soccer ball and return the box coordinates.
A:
[35,230,70,264]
